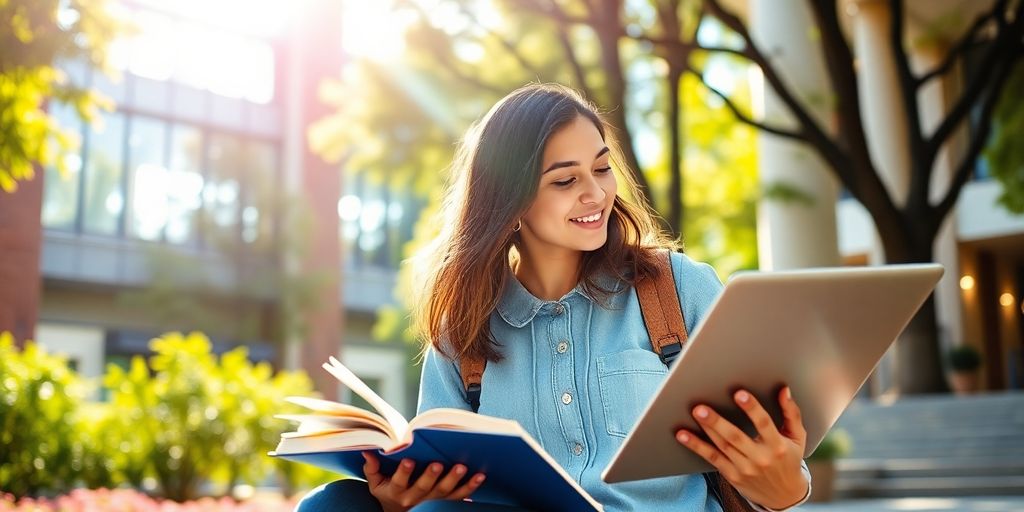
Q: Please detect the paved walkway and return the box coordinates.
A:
[801,497,1024,511]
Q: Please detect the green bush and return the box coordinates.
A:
[0,332,97,496]
[947,344,982,372]
[807,428,851,462]
[0,330,334,500]
[103,331,332,501]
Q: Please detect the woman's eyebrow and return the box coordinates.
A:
[543,147,611,174]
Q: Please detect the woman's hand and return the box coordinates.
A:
[675,386,809,510]
[362,451,487,512]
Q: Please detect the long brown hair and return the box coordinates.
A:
[413,83,676,362]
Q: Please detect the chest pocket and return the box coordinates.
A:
[597,348,669,438]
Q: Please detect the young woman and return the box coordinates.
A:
[297,84,811,512]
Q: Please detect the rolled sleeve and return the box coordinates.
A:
[743,460,813,511]
[416,345,473,415]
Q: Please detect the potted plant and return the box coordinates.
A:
[805,427,851,502]
[947,344,982,395]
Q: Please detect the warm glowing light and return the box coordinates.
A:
[1000,293,1015,307]
[959,275,975,290]
[341,0,418,61]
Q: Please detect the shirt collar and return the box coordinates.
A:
[495,267,626,328]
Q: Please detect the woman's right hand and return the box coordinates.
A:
[362,451,487,512]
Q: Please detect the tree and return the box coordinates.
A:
[0,0,120,192]
[644,0,1023,394]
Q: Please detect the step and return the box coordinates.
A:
[836,457,1024,479]
[834,475,1024,499]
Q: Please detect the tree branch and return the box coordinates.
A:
[702,0,847,172]
[685,66,808,141]
[555,26,595,100]
[927,0,1012,158]
[933,44,1021,224]
[453,0,546,79]
[891,0,929,213]
[917,8,995,85]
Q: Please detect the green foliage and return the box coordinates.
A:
[103,332,328,501]
[985,64,1024,214]
[0,330,331,500]
[807,427,852,461]
[0,0,123,192]
[0,332,87,496]
[946,344,982,372]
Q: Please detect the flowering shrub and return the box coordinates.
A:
[0,332,334,500]
[0,488,299,512]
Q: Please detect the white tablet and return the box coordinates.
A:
[601,263,944,483]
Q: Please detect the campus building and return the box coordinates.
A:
[13,0,420,412]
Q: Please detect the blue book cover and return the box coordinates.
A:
[272,428,601,511]
[271,358,602,511]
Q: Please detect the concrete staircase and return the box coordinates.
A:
[829,391,1024,499]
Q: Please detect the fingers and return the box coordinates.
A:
[390,458,416,489]
[692,404,758,456]
[361,451,383,488]
[675,429,738,479]
[446,472,487,501]
[734,390,783,446]
[426,463,468,498]
[779,386,807,444]
[404,462,445,502]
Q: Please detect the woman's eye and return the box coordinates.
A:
[595,166,612,174]
[553,178,576,187]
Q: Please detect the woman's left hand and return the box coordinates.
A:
[675,386,809,510]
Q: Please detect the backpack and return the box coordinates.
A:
[457,250,757,512]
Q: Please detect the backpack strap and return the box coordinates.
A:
[459,355,484,413]
[635,250,688,365]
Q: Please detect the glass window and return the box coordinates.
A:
[128,116,169,241]
[82,112,127,235]
[165,125,205,245]
[204,133,243,247]
[242,141,278,246]
[42,102,84,229]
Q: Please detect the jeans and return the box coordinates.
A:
[294,480,536,512]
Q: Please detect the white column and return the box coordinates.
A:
[915,42,964,356]
[750,0,841,271]
[281,8,308,373]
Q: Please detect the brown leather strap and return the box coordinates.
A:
[636,250,688,363]
[460,352,485,411]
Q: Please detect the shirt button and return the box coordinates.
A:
[553,303,565,315]
[561,392,573,405]
[556,341,568,354]
[573,443,584,456]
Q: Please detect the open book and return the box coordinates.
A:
[270,357,602,512]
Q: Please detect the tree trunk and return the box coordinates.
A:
[667,64,684,238]
[876,221,950,394]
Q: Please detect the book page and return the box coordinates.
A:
[324,356,410,437]
[409,408,524,435]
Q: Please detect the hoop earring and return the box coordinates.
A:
[513,219,522,232]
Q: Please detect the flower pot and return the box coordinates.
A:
[807,460,836,502]
[950,370,979,396]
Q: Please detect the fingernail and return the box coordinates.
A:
[475,474,486,483]
[677,431,691,443]
[454,465,466,475]
[431,463,442,473]
[403,460,414,469]
[695,407,709,419]
[736,391,749,403]
[786,387,792,400]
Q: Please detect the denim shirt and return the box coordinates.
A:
[417,252,809,512]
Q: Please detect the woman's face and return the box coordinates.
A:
[518,115,618,257]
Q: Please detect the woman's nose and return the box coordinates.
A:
[580,176,606,204]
